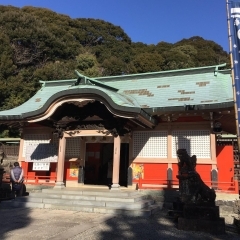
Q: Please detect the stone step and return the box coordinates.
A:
[28,192,146,203]
[41,188,140,197]
[13,196,154,209]
[105,199,154,209]
[0,188,161,217]
[0,200,161,217]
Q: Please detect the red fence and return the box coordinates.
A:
[138,178,239,194]
[3,173,56,186]
[25,175,56,186]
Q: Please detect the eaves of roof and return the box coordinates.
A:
[144,101,234,115]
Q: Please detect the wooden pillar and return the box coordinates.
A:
[167,123,172,159]
[111,135,121,190]
[54,136,66,189]
[18,138,24,162]
[210,133,217,162]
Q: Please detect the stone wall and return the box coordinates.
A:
[0,158,17,174]
[139,189,240,224]
[216,200,240,224]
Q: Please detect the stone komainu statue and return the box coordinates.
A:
[176,149,216,204]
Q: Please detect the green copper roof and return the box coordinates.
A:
[94,64,233,109]
[0,63,234,120]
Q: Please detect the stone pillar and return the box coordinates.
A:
[54,137,66,189]
[111,135,121,190]
[211,169,218,190]
[127,167,133,186]
[167,167,173,189]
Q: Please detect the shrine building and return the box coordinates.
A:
[0,63,238,193]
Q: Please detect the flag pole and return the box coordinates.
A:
[226,0,240,151]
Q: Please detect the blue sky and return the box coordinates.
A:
[0,0,229,51]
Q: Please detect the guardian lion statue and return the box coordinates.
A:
[176,149,216,204]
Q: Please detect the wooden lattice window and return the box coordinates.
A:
[172,130,210,158]
[133,131,168,158]
[65,137,81,158]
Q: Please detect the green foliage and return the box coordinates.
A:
[0,125,20,138]
[75,52,102,77]
[33,61,76,81]
[133,53,164,73]
[174,36,229,67]
[0,5,230,114]
[161,47,195,70]
[102,56,127,76]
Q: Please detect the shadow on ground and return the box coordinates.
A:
[0,204,31,239]
[97,212,239,240]
[0,186,239,240]
[97,189,238,240]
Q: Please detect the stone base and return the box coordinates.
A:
[111,183,120,190]
[54,182,65,189]
[178,217,225,234]
[216,192,239,201]
[183,204,219,220]
[65,181,84,188]
[127,183,138,190]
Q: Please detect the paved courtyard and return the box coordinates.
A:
[0,207,239,240]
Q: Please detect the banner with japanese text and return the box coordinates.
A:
[228,1,240,135]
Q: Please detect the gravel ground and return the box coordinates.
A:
[0,207,239,240]
[69,210,240,240]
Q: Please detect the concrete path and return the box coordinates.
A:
[0,207,239,240]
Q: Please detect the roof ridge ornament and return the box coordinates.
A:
[73,70,93,86]
[214,63,227,76]
[73,70,119,91]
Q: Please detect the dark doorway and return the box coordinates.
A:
[119,143,129,187]
[84,142,129,186]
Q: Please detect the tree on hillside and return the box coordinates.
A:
[132,52,164,73]
[175,36,229,67]
[0,5,230,112]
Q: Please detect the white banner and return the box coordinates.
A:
[33,162,50,171]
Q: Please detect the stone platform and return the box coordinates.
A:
[178,204,225,234]
[178,217,225,234]
[183,204,220,220]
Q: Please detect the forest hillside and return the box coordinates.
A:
[0,5,230,112]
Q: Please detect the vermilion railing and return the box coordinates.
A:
[205,180,239,194]
[2,173,10,184]
[138,178,179,190]
[25,175,56,185]
[2,174,56,186]
[138,178,239,194]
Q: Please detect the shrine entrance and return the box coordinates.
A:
[84,142,129,187]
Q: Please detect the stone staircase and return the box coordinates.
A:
[0,188,161,217]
